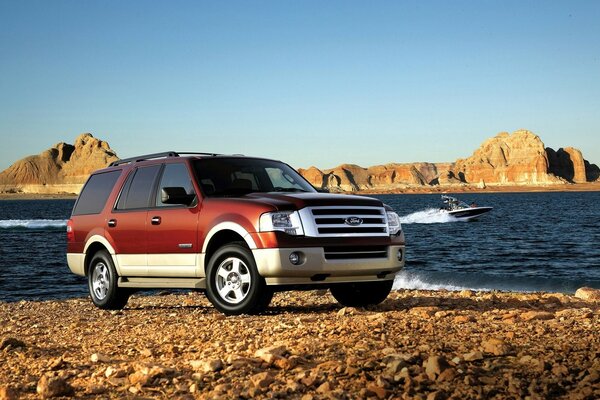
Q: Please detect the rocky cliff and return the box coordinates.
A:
[299,130,599,192]
[0,133,118,194]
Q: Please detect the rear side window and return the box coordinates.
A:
[72,170,121,215]
[116,165,161,210]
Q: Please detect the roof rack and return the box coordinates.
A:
[109,151,179,166]
[109,151,223,167]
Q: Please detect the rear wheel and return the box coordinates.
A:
[206,243,272,315]
[88,250,129,310]
[330,280,394,307]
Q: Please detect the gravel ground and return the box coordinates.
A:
[1,289,599,399]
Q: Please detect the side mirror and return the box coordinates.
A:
[161,187,196,206]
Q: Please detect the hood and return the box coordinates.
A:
[242,192,384,210]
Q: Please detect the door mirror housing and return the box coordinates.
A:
[161,187,196,206]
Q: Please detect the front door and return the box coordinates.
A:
[146,162,200,277]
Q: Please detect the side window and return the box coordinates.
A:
[116,165,161,210]
[156,163,196,207]
[72,170,121,215]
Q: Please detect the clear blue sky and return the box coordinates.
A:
[1,1,599,171]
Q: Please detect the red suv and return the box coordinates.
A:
[67,152,405,314]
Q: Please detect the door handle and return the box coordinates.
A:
[107,219,117,228]
[151,216,161,225]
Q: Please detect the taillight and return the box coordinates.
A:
[66,219,75,242]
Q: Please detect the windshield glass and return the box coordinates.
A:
[193,158,316,197]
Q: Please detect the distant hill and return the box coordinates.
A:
[298,129,600,192]
[0,129,598,195]
[0,133,118,194]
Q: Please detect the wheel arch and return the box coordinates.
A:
[83,235,118,276]
[203,229,250,272]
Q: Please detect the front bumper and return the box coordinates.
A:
[252,245,404,285]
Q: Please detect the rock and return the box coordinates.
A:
[0,338,25,350]
[454,315,476,323]
[481,338,512,356]
[385,355,409,375]
[365,384,387,399]
[189,358,223,373]
[316,381,332,394]
[463,351,484,362]
[453,130,561,185]
[459,290,475,298]
[424,355,450,380]
[250,371,274,388]
[574,287,600,301]
[36,373,73,398]
[0,386,18,400]
[436,368,457,382]
[255,345,287,364]
[427,390,447,400]
[520,311,555,321]
[547,147,588,183]
[90,353,110,363]
[409,306,440,318]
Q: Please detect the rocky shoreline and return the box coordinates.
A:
[1,182,600,201]
[1,289,599,399]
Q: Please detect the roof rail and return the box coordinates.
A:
[109,151,179,166]
[176,152,222,157]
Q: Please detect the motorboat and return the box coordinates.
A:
[440,195,492,221]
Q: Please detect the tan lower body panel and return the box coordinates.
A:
[252,246,404,286]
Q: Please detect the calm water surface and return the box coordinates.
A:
[0,192,599,302]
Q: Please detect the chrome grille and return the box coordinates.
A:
[299,206,389,237]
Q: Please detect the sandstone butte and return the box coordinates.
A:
[0,129,599,195]
[299,129,600,193]
[0,133,118,195]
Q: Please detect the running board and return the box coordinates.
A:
[118,277,206,289]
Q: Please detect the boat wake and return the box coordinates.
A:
[392,270,487,291]
[399,208,457,224]
[0,219,67,230]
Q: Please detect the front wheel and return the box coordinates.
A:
[88,250,129,310]
[206,243,272,315]
[330,280,394,307]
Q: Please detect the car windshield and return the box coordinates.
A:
[193,158,316,197]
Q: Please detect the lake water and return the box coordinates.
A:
[0,192,599,302]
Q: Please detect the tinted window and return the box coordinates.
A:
[193,158,315,197]
[72,170,121,215]
[116,165,161,210]
[155,163,196,206]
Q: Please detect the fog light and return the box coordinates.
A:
[289,252,301,265]
[397,249,403,261]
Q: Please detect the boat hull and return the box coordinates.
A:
[447,207,493,221]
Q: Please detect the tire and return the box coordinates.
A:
[206,243,271,315]
[330,280,394,307]
[88,250,129,310]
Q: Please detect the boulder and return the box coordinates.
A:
[574,287,600,301]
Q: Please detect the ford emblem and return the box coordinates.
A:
[344,216,363,226]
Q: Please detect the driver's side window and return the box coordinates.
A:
[155,163,196,207]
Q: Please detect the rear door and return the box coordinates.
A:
[107,164,161,276]
[146,162,200,277]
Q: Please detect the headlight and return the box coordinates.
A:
[386,211,402,235]
[259,211,304,236]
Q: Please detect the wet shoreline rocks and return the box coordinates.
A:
[1,289,599,399]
